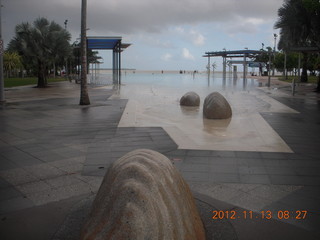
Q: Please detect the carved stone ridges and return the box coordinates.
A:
[180,91,201,106]
[203,92,232,119]
[80,149,206,240]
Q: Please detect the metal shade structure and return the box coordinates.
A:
[204,50,264,58]
[87,36,131,84]
[203,49,265,79]
[87,37,121,49]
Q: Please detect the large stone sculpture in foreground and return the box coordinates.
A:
[203,92,232,119]
[80,149,206,240]
[180,91,200,106]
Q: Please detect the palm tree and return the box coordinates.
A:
[47,21,72,79]
[3,51,22,77]
[79,0,90,105]
[8,18,71,87]
[274,0,319,82]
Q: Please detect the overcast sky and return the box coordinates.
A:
[2,0,284,71]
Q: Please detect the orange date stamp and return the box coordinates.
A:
[212,210,307,220]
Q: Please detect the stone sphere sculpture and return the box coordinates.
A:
[180,91,200,106]
[203,92,232,119]
[80,149,206,240]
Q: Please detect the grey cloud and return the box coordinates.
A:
[86,0,282,34]
[2,0,283,45]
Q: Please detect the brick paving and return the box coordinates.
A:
[0,81,319,239]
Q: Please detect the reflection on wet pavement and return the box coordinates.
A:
[110,73,298,152]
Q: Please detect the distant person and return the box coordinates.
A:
[259,63,263,76]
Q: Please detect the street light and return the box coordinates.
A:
[0,0,4,103]
[272,33,278,76]
[273,34,278,51]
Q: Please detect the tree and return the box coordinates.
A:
[3,51,22,77]
[314,55,320,92]
[253,47,273,75]
[303,0,320,48]
[47,21,72,79]
[79,0,90,105]
[8,18,71,87]
[274,0,320,83]
[273,51,300,76]
[69,41,101,77]
[274,52,285,73]
[306,53,320,76]
[303,0,320,91]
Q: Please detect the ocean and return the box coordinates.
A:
[88,70,259,92]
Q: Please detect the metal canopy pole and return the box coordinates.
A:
[207,56,210,76]
[222,56,226,79]
[243,53,247,80]
[116,45,119,84]
[112,49,116,84]
[119,41,121,85]
[116,42,118,85]
[115,47,117,84]
[115,43,119,85]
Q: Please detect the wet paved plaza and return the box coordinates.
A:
[0,76,320,239]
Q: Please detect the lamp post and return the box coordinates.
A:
[268,48,271,87]
[64,19,68,79]
[0,0,5,103]
[64,19,68,30]
[272,33,277,76]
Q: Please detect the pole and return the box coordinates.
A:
[207,56,210,76]
[112,49,117,84]
[272,34,277,76]
[64,19,68,30]
[115,48,118,84]
[222,56,226,79]
[298,53,301,81]
[119,43,121,85]
[284,52,287,79]
[243,53,246,80]
[0,0,5,103]
[268,49,271,87]
[64,19,68,80]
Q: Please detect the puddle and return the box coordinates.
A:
[107,72,296,152]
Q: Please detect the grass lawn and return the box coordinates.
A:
[4,77,67,88]
[278,75,319,84]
